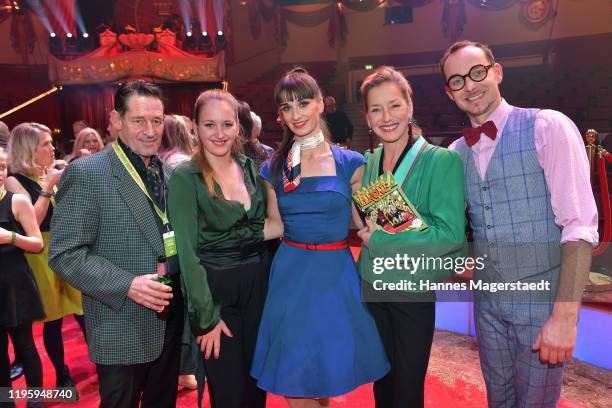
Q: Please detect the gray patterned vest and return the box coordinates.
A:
[456,107,561,292]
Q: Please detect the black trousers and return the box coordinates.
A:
[96,278,184,408]
[367,299,435,408]
[0,323,42,388]
[201,256,269,408]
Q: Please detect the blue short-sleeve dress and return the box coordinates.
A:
[251,145,390,397]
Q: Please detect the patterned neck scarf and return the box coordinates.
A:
[282,131,324,192]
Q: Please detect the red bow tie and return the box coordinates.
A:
[463,121,497,147]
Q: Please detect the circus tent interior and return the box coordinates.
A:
[0,0,610,406]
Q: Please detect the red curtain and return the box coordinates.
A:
[56,82,221,150]
[57,84,116,151]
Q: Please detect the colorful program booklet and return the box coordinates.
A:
[353,172,428,234]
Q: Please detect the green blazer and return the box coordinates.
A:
[49,147,168,365]
[357,139,467,289]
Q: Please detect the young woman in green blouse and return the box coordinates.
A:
[356,66,466,407]
[168,89,273,408]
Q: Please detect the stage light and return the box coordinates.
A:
[216,31,226,52]
[49,34,62,55]
[66,32,77,50]
[78,29,94,52]
[184,31,196,51]
[199,31,212,53]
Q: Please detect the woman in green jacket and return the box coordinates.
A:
[356,66,466,407]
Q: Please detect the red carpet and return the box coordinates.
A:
[8,316,488,407]
[4,241,591,406]
[7,316,587,407]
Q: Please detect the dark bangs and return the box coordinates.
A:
[274,73,320,105]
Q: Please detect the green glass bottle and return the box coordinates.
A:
[156,255,172,320]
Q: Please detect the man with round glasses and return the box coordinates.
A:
[441,40,598,408]
[446,63,494,92]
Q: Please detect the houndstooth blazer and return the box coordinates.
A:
[49,147,168,365]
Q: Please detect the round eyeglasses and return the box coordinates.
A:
[446,64,494,91]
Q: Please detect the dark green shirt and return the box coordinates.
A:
[116,137,164,209]
[167,155,265,334]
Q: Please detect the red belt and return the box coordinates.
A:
[283,239,348,251]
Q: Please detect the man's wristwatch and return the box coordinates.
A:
[39,190,55,198]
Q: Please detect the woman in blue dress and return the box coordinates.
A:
[251,67,389,407]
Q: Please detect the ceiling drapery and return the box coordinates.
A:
[249,0,440,48]
[442,0,466,42]
[249,0,551,48]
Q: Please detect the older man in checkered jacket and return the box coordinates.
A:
[49,81,184,408]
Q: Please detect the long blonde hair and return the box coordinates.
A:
[0,147,6,190]
[160,114,195,158]
[71,127,104,157]
[8,122,52,176]
[193,89,243,197]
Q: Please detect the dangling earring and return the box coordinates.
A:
[408,121,414,147]
[368,128,374,153]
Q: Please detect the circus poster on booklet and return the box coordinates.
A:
[353,172,427,234]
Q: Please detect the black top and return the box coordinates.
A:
[324,110,354,144]
[12,174,53,232]
[0,192,24,256]
[378,138,415,176]
[0,191,46,326]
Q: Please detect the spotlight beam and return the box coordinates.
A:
[74,0,86,36]
[0,86,59,120]
[196,0,206,34]
[26,0,54,35]
[214,0,223,31]
[178,0,191,35]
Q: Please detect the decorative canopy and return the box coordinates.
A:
[48,29,225,85]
